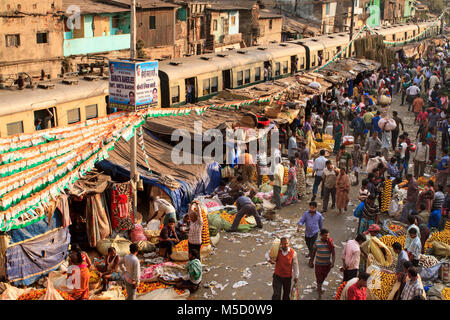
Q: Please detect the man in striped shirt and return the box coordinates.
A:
[309,229,335,300]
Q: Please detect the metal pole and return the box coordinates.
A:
[348,0,355,57]
[130,0,138,217]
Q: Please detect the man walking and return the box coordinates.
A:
[311,149,327,201]
[322,160,338,213]
[273,160,285,209]
[341,234,366,282]
[309,229,335,300]
[297,202,323,259]
[365,131,382,159]
[266,237,299,300]
[413,138,429,179]
[119,243,140,300]
[391,111,404,151]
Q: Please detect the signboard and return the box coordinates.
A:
[108,60,159,111]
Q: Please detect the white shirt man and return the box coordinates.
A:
[406,85,420,97]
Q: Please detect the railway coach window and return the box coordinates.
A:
[282,61,288,74]
[171,85,180,103]
[211,77,218,93]
[237,71,243,86]
[203,78,211,95]
[85,104,98,120]
[255,67,261,81]
[67,108,80,124]
[7,121,23,136]
[244,69,250,84]
[275,62,280,76]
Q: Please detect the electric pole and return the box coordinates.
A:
[348,0,355,57]
[130,0,138,217]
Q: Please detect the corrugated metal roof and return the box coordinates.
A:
[0,80,109,117]
[62,0,130,14]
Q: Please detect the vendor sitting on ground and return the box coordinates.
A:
[96,247,121,291]
[207,180,233,205]
[174,248,202,292]
[175,214,190,240]
[149,196,177,225]
[229,191,263,232]
[67,250,91,300]
[157,218,180,260]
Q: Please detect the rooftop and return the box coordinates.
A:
[61,0,130,14]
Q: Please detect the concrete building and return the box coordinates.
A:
[61,0,131,57]
[0,0,64,82]
[205,5,243,52]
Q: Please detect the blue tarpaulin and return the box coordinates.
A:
[6,226,70,286]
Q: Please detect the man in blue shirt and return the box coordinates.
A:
[371,111,382,134]
[297,201,323,261]
[229,192,263,232]
[350,112,365,146]
[387,158,401,179]
[428,209,441,229]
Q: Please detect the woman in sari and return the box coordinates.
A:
[417,180,435,213]
[284,158,298,206]
[336,167,350,215]
[333,119,344,154]
[295,152,306,199]
[68,251,90,300]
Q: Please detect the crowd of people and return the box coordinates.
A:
[264,40,449,300]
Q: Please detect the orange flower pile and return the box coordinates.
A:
[200,208,210,246]
[89,270,101,284]
[425,230,450,250]
[17,289,75,300]
[122,281,185,297]
[174,239,189,252]
[335,281,347,300]
[389,224,403,234]
[220,211,249,225]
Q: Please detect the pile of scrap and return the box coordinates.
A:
[353,34,395,67]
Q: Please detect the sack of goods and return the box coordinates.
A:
[369,237,393,267]
[378,118,397,131]
[342,136,354,146]
[269,238,281,261]
[378,95,391,106]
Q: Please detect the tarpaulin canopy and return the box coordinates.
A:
[97,128,221,216]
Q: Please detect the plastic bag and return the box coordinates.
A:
[144,219,162,239]
[388,199,401,218]
[290,284,299,300]
[91,285,125,300]
[39,274,64,300]
[137,287,189,300]
[0,283,33,300]
[349,172,357,186]
[269,238,280,261]
[130,224,148,242]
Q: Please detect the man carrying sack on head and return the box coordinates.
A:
[266,237,299,300]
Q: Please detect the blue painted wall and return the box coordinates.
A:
[64,12,131,56]
[229,11,239,35]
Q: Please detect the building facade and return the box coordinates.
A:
[0,0,64,82]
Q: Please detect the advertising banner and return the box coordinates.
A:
[109,60,159,111]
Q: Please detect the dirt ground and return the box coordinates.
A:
[191,92,429,300]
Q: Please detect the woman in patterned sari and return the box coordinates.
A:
[284,158,298,206]
[295,152,306,199]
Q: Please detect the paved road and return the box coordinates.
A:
[192,93,423,300]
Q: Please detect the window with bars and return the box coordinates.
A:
[255,67,261,81]
[203,78,210,95]
[244,69,250,84]
[171,86,180,103]
[275,62,281,76]
[149,16,156,29]
[67,108,81,124]
[5,34,20,47]
[211,77,218,93]
[36,32,48,44]
[213,19,218,31]
[282,61,288,74]
[7,121,23,136]
[237,71,243,86]
[85,104,98,120]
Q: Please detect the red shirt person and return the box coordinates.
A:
[347,272,370,300]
